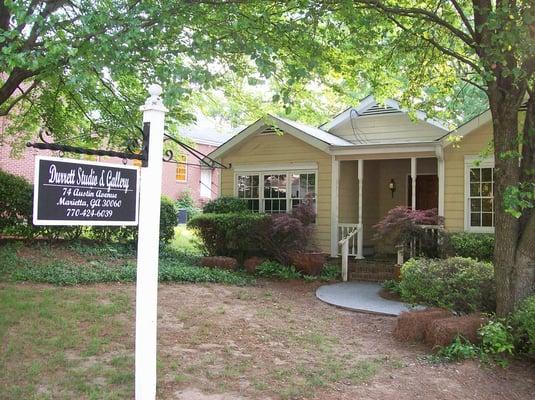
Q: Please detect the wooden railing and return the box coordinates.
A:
[338,223,359,257]
[339,226,360,281]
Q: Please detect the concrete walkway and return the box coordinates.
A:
[316,281,417,316]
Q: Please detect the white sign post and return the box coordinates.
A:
[135,84,167,399]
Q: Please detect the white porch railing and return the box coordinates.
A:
[338,223,359,257]
[397,224,444,265]
[339,226,359,282]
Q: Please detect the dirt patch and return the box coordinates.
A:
[154,281,535,400]
[378,287,402,302]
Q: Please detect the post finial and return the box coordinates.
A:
[141,83,167,112]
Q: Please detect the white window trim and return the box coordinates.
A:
[464,155,495,233]
[234,169,318,214]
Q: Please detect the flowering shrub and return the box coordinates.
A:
[373,206,443,257]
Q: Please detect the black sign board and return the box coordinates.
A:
[33,156,139,225]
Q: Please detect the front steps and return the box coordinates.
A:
[347,258,396,282]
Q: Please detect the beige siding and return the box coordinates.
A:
[219,132,332,252]
[331,114,446,143]
[443,121,493,231]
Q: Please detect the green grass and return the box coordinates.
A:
[169,225,201,254]
[0,285,134,399]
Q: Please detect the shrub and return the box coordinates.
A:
[447,232,494,262]
[175,190,200,219]
[159,196,178,243]
[374,206,443,257]
[479,320,514,358]
[258,210,317,265]
[255,261,302,280]
[511,295,535,355]
[202,196,249,214]
[187,212,268,259]
[0,170,35,237]
[434,336,480,362]
[399,257,495,313]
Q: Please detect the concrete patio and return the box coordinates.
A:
[316,281,418,316]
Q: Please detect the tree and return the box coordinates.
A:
[309,0,534,315]
[0,1,325,149]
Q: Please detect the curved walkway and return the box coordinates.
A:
[316,281,418,316]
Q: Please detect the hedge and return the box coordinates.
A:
[447,232,494,262]
[399,257,496,313]
[187,212,268,260]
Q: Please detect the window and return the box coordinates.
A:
[176,154,187,182]
[291,172,316,209]
[200,168,212,199]
[264,174,287,213]
[235,170,317,214]
[465,157,494,232]
[237,174,260,212]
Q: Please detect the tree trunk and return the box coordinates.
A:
[489,87,535,316]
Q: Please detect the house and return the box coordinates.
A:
[0,112,234,206]
[208,95,497,258]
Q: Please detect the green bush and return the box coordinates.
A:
[202,196,249,214]
[479,320,514,358]
[511,295,535,356]
[255,261,302,280]
[399,257,495,313]
[187,212,268,259]
[159,196,178,243]
[447,232,494,262]
[175,190,200,220]
[0,170,35,237]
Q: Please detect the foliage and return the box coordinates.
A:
[159,196,178,244]
[434,336,480,363]
[0,170,34,236]
[511,295,535,356]
[382,279,402,296]
[399,257,495,313]
[202,196,250,214]
[479,321,514,359]
[187,212,268,259]
[373,206,443,256]
[317,263,341,281]
[447,232,494,262]
[175,190,200,220]
[255,261,302,280]
[255,202,318,265]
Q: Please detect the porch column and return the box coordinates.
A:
[356,159,364,259]
[411,157,417,210]
[436,148,445,217]
[330,157,340,257]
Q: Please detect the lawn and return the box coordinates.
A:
[1,241,534,399]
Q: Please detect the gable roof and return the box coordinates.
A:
[208,114,353,160]
[320,95,450,133]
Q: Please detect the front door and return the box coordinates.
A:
[407,175,438,210]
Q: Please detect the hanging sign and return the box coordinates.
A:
[33,156,140,225]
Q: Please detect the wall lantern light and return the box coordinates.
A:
[389,179,396,198]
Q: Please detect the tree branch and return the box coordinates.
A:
[353,0,476,49]
[0,81,39,116]
[449,0,476,38]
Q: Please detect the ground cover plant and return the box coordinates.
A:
[0,241,254,287]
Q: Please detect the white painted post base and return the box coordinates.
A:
[135,85,167,400]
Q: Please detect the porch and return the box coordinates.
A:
[332,155,445,260]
